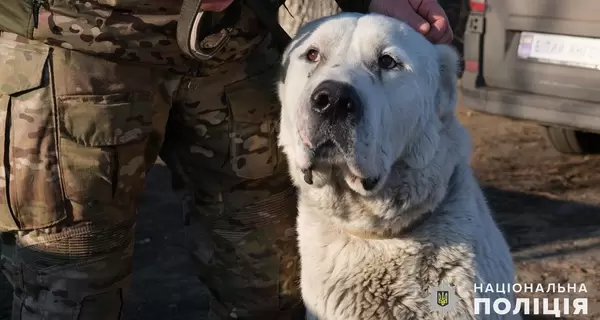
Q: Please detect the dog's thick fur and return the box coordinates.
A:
[277,13,520,320]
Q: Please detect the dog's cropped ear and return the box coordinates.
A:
[434,45,461,118]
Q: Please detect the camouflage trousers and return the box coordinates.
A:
[0,17,302,320]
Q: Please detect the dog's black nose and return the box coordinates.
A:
[310,80,361,122]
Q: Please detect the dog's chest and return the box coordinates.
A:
[299,237,469,320]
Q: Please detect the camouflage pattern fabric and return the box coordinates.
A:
[0,30,165,319]
[0,2,302,319]
[33,0,190,71]
[159,30,303,320]
[31,0,284,73]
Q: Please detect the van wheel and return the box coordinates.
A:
[545,127,600,154]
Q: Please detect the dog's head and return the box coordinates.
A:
[277,12,462,197]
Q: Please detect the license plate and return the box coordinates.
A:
[517,32,600,70]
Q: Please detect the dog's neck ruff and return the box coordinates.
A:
[343,163,461,240]
[343,210,433,240]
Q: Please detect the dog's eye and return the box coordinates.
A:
[378,55,398,69]
[306,48,320,62]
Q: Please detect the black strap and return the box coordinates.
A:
[176,0,205,59]
[245,0,292,52]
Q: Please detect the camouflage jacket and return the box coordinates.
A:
[0,0,370,70]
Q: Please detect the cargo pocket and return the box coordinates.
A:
[0,1,34,39]
[0,39,66,231]
[0,94,13,230]
[224,68,281,180]
[202,187,300,316]
[57,92,154,212]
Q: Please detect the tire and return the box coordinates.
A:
[544,126,600,154]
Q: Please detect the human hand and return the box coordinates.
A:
[368,0,453,44]
[200,0,234,12]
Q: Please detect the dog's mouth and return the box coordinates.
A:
[300,139,335,185]
[300,140,384,193]
[312,139,337,159]
[302,165,383,193]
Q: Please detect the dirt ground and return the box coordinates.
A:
[1,102,599,319]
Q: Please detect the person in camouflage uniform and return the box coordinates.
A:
[0,0,460,319]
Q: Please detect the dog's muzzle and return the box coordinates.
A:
[300,81,365,187]
[310,80,362,124]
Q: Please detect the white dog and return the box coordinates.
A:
[276,12,520,320]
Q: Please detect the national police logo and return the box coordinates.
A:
[427,282,458,316]
[437,290,449,307]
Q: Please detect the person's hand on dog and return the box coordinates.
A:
[369,0,453,44]
[200,0,234,11]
